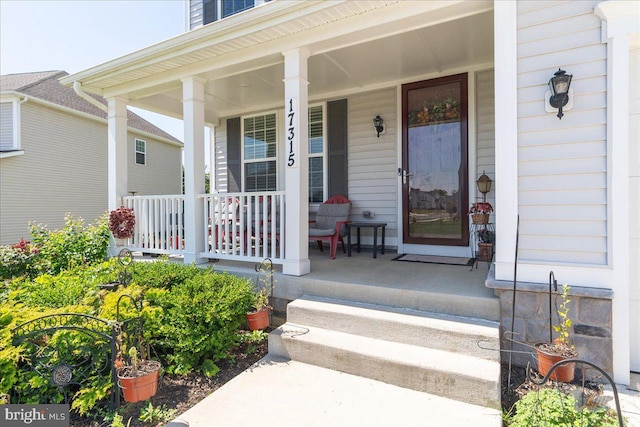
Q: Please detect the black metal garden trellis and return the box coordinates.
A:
[11,292,145,410]
[526,358,625,427]
[12,313,119,408]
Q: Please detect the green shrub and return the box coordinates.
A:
[509,388,619,427]
[143,271,253,374]
[29,213,110,276]
[0,239,41,280]
[2,259,255,416]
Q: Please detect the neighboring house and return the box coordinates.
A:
[0,71,183,245]
[60,1,638,385]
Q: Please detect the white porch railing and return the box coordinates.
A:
[122,192,286,263]
[200,192,285,263]
[123,195,185,255]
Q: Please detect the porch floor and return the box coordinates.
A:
[207,246,500,322]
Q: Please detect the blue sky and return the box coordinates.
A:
[1,0,188,141]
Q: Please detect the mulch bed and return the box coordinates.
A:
[70,337,268,427]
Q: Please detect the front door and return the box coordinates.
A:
[401,73,469,246]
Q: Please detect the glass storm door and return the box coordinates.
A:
[401,74,469,246]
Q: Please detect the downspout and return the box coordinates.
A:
[73,81,108,113]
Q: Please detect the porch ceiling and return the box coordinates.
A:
[61,0,493,124]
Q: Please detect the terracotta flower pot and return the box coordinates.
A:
[535,343,576,382]
[117,361,161,403]
[246,308,269,331]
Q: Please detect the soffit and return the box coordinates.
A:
[62,0,494,122]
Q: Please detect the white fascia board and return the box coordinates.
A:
[63,0,491,98]
[101,1,491,99]
[0,92,24,102]
[59,1,336,90]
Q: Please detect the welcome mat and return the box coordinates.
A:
[392,254,474,266]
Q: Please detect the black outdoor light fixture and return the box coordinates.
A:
[476,170,493,203]
[373,115,384,137]
[548,68,572,120]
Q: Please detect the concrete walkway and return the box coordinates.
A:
[166,355,502,427]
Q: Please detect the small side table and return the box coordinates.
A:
[347,222,387,258]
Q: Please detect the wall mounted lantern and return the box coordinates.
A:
[547,68,573,119]
[476,170,493,203]
[373,115,384,137]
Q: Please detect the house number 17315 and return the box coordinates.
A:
[287,98,296,167]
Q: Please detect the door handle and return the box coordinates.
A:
[398,168,413,185]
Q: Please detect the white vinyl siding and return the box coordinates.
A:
[516,0,607,265]
[475,69,495,214]
[0,103,108,244]
[214,120,229,192]
[0,101,18,151]
[348,88,398,245]
[188,0,204,30]
[128,134,182,196]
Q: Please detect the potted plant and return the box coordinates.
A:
[535,284,578,382]
[476,229,495,262]
[468,202,493,224]
[116,346,162,403]
[246,287,271,331]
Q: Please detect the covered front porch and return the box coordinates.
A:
[62,0,497,278]
[147,245,499,323]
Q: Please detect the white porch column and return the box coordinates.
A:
[107,96,128,210]
[282,49,311,276]
[182,76,207,264]
[493,1,519,281]
[595,0,638,385]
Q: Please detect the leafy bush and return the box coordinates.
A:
[143,271,254,375]
[0,239,41,280]
[1,258,255,416]
[508,388,619,427]
[29,214,110,276]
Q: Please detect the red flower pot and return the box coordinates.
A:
[535,344,576,382]
[246,308,269,331]
[117,361,161,403]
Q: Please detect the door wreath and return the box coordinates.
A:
[109,206,136,239]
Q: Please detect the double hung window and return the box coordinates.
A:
[0,101,19,152]
[308,105,325,203]
[135,139,146,165]
[243,113,277,191]
[240,105,325,199]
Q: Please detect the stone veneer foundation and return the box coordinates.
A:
[486,268,613,379]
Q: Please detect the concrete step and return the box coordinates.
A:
[269,324,501,409]
[285,295,500,361]
[269,296,502,409]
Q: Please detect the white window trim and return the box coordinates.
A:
[308,102,327,205]
[241,110,279,191]
[0,97,22,155]
[135,138,146,165]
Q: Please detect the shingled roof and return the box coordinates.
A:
[1,71,181,144]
